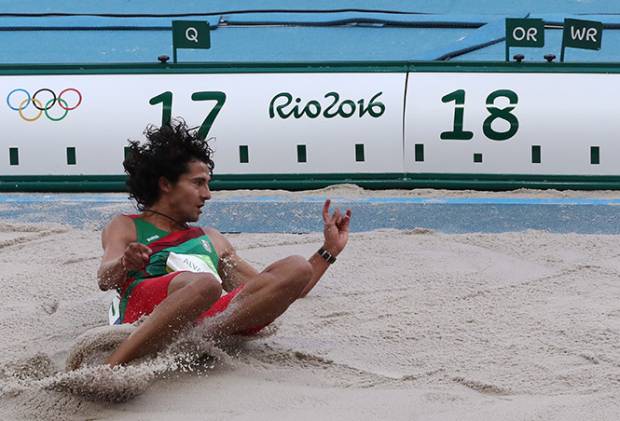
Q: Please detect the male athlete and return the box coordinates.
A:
[97,120,351,366]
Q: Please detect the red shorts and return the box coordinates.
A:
[121,272,265,335]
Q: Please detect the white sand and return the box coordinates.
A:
[1,192,620,420]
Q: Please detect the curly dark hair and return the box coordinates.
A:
[123,119,214,210]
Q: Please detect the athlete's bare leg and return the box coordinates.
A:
[106,256,311,366]
[204,255,312,336]
[105,272,222,366]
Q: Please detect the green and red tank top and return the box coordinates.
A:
[127,215,220,280]
[123,215,221,286]
[109,215,221,324]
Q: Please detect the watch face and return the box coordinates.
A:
[318,248,335,263]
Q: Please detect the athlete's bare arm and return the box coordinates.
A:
[97,215,150,291]
[203,227,260,292]
[299,199,351,297]
[208,199,351,297]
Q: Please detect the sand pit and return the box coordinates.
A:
[1,194,620,420]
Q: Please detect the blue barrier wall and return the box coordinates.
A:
[2,1,620,64]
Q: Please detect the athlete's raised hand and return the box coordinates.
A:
[322,199,352,256]
[122,242,152,271]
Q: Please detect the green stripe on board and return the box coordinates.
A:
[5,173,620,191]
[591,146,600,165]
[297,145,307,163]
[355,144,365,162]
[414,144,424,162]
[239,145,249,163]
[9,148,19,166]
[66,147,76,165]
[531,145,541,164]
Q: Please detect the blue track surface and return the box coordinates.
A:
[2,194,620,234]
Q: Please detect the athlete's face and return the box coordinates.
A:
[164,160,212,222]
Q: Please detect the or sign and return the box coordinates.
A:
[562,18,603,51]
[506,18,545,48]
[505,18,545,62]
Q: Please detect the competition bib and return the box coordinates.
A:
[166,251,222,283]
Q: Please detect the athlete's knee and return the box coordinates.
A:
[187,275,222,302]
[280,255,313,291]
[291,255,313,282]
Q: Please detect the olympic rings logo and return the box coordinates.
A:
[6,88,83,122]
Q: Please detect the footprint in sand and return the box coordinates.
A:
[65,324,136,371]
[48,324,159,402]
[58,323,222,402]
[44,362,157,402]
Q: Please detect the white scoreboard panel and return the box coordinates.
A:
[405,72,619,175]
[0,73,405,176]
[2,65,620,190]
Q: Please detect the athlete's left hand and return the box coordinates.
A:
[322,199,352,256]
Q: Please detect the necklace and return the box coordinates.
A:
[143,208,188,230]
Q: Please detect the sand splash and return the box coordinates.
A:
[0,320,238,403]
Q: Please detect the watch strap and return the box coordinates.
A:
[318,247,337,264]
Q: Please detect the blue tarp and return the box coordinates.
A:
[0,1,617,15]
[1,1,619,64]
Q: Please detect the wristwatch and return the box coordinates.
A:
[317,247,337,264]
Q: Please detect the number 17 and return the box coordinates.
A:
[149,91,227,140]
